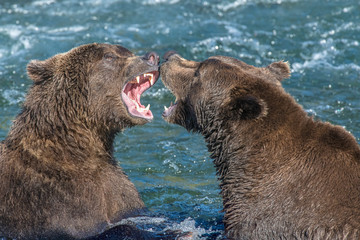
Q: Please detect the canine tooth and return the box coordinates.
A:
[150,75,154,86]
[164,106,168,111]
[136,76,140,84]
[134,101,140,110]
[133,100,143,112]
[145,104,150,111]
[145,73,154,85]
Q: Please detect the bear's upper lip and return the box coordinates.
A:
[121,70,159,120]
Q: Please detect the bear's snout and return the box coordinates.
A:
[163,50,177,62]
[142,51,159,66]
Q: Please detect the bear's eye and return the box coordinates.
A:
[194,70,200,77]
[104,53,119,61]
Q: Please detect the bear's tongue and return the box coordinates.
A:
[122,72,156,120]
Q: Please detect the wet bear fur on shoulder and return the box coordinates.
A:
[160,53,360,239]
[0,43,160,239]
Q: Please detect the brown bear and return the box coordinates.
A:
[160,51,360,239]
[0,43,160,239]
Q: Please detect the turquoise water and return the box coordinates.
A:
[0,0,359,239]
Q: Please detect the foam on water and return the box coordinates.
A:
[217,0,248,11]
[217,0,300,11]
[142,0,180,5]
[47,26,88,34]
[165,217,218,239]
[105,215,223,239]
[32,0,56,6]
[1,89,25,106]
[142,87,170,99]
[0,26,22,39]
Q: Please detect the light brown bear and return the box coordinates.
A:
[0,43,160,239]
[160,51,360,239]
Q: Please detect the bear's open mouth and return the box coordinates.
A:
[122,71,159,120]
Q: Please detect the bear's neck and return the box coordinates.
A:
[202,120,279,186]
[6,107,117,163]
[200,106,315,231]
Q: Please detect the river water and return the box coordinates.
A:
[0,0,359,239]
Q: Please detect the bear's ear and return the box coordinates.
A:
[224,88,268,120]
[27,59,54,83]
[266,61,291,81]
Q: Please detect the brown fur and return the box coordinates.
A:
[0,43,159,239]
[160,53,360,239]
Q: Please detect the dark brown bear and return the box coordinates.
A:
[0,43,160,239]
[160,52,360,239]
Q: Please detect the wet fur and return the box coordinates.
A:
[161,54,360,239]
[0,43,156,239]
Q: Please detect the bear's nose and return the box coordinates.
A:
[163,51,177,62]
[143,52,159,66]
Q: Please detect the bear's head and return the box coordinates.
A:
[160,52,291,132]
[26,43,159,133]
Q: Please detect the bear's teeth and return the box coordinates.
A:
[144,73,154,86]
[133,100,150,112]
[133,100,141,111]
[164,106,168,111]
[136,76,140,84]
[136,104,144,112]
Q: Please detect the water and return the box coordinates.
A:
[0,0,359,239]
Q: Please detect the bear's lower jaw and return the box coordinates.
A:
[122,71,159,120]
[162,101,177,119]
